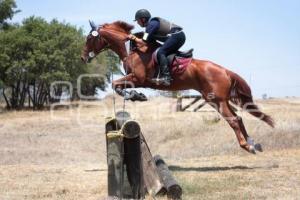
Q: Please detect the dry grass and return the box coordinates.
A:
[0,97,300,199]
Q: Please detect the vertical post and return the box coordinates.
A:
[122,120,144,199]
[105,118,124,199]
[176,96,182,112]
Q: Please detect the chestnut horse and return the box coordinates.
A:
[81,21,274,154]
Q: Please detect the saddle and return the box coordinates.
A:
[173,49,194,58]
[153,48,194,76]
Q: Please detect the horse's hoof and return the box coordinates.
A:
[254,143,263,152]
[249,145,256,154]
[125,91,147,102]
[138,93,148,101]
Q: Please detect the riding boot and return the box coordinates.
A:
[159,64,172,86]
[157,53,172,86]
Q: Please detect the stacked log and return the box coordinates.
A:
[105,111,182,199]
[105,114,143,199]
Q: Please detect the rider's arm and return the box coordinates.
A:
[128,35,145,46]
[143,19,159,42]
[127,35,147,52]
[127,20,159,52]
[128,20,159,43]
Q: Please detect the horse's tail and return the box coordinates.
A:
[227,70,275,128]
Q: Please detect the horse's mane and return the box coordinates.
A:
[104,21,134,34]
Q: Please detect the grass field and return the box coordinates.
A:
[0,97,300,199]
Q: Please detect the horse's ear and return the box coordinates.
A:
[89,20,97,30]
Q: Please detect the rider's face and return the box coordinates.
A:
[137,18,146,27]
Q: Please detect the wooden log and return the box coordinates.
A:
[122,119,144,198]
[153,155,182,200]
[140,133,164,196]
[116,110,131,127]
[123,135,143,199]
[105,130,124,198]
[121,120,141,139]
[105,116,133,199]
[178,94,202,99]
[105,117,120,133]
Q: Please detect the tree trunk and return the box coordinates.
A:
[19,81,27,109]
[33,80,36,109]
[28,86,31,108]
[2,87,11,109]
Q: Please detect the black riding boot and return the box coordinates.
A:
[160,64,171,86]
[158,53,172,86]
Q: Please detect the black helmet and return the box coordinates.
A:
[135,9,151,21]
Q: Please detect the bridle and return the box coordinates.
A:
[86,26,110,59]
[88,26,130,62]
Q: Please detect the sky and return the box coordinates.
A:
[12,0,300,98]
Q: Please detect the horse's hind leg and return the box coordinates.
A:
[217,100,256,154]
[227,101,263,152]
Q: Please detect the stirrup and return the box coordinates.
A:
[151,77,171,86]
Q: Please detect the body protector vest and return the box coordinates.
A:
[144,17,182,42]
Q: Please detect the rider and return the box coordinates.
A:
[128,9,186,86]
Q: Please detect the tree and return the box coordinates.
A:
[0,16,119,109]
[0,0,20,30]
[80,50,120,98]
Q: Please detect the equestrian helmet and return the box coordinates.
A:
[135,9,151,21]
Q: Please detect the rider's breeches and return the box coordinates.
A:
[157,31,186,66]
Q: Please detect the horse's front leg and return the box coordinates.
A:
[112,73,147,101]
[112,73,134,96]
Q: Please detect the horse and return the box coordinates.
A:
[81,20,274,154]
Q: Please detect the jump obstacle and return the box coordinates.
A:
[176,94,237,112]
[176,95,206,112]
[105,111,182,199]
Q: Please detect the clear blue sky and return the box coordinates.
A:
[12,0,300,97]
